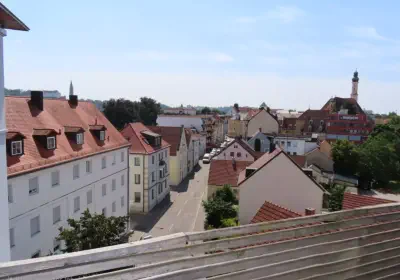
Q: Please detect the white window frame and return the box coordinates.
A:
[30,216,40,237]
[112,201,116,213]
[53,206,61,224]
[74,196,80,212]
[99,130,105,141]
[121,151,124,162]
[47,136,56,149]
[112,153,116,165]
[135,174,140,184]
[102,207,107,216]
[121,174,125,186]
[85,160,92,174]
[8,183,13,203]
[102,184,107,196]
[51,170,60,187]
[102,156,106,169]
[134,192,141,203]
[76,133,84,145]
[87,190,93,205]
[73,164,80,179]
[134,157,140,166]
[29,177,39,195]
[121,196,125,207]
[11,141,22,156]
[112,179,116,191]
[10,228,15,248]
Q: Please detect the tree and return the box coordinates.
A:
[201,107,211,115]
[328,185,346,211]
[57,209,129,253]
[202,185,238,229]
[137,97,161,126]
[331,140,359,176]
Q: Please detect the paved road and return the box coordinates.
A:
[129,162,209,240]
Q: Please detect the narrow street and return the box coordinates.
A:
[129,162,209,240]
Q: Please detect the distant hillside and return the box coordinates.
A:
[5,88,62,98]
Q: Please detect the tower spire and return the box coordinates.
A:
[351,70,359,101]
[69,80,74,96]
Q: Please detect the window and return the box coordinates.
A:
[152,171,155,182]
[165,180,167,189]
[134,192,141,203]
[73,164,80,179]
[230,152,234,157]
[151,189,154,200]
[30,216,40,237]
[293,142,298,148]
[76,133,83,145]
[121,196,125,207]
[102,156,106,169]
[102,184,107,196]
[31,251,40,258]
[281,141,285,146]
[29,177,39,195]
[287,141,291,147]
[159,169,163,179]
[47,136,56,149]
[74,196,80,213]
[53,206,61,224]
[53,239,61,252]
[112,153,116,165]
[159,183,162,194]
[102,207,107,216]
[234,145,238,148]
[112,201,116,213]
[135,174,141,184]
[11,141,23,156]
[152,155,155,164]
[10,228,15,248]
[86,160,92,173]
[121,151,125,162]
[112,179,116,191]
[8,184,13,203]
[237,152,241,157]
[293,152,297,156]
[87,190,92,205]
[287,152,291,155]
[99,130,105,141]
[51,170,60,186]
[165,150,167,158]
[121,174,125,186]
[134,157,140,166]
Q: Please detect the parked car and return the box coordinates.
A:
[140,234,153,240]
[203,153,211,164]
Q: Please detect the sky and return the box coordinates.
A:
[3,0,400,113]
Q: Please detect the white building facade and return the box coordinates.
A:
[157,115,204,132]
[274,135,318,156]
[8,148,129,260]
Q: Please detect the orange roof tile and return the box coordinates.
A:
[289,155,306,167]
[147,126,183,156]
[208,160,252,187]
[6,96,129,176]
[251,201,302,224]
[120,122,170,155]
[342,192,394,210]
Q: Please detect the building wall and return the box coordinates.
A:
[305,149,334,172]
[169,155,180,186]
[247,110,279,137]
[8,147,129,261]
[274,137,318,155]
[247,132,271,152]
[199,136,206,157]
[129,147,170,213]
[239,154,324,225]
[163,108,196,115]
[157,116,203,132]
[319,141,332,158]
[213,143,255,162]
[228,119,244,137]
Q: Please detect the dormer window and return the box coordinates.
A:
[11,141,23,156]
[89,125,107,143]
[99,130,105,141]
[141,130,162,147]
[47,137,56,150]
[76,133,84,145]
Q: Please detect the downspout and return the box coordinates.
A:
[126,149,130,228]
[142,154,145,213]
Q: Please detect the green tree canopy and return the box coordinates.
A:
[328,185,346,212]
[201,107,211,114]
[57,209,129,253]
[331,140,359,176]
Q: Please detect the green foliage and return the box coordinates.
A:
[201,107,211,114]
[331,140,359,176]
[57,209,129,253]
[103,97,161,129]
[203,185,238,229]
[328,185,346,212]
[221,218,238,228]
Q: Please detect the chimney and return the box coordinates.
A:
[305,208,316,216]
[30,91,44,111]
[245,167,256,178]
[232,157,236,170]
[259,127,262,132]
[69,94,78,107]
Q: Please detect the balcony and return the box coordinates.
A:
[2,203,400,279]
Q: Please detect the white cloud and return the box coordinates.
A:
[266,6,305,23]
[210,53,234,63]
[347,26,386,40]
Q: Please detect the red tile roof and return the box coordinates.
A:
[223,138,264,160]
[289,155,306,167]
[298,109,330,120]
[120,122,170,155]
[208,160,252,187]
[251,201,302,224]
[342,192,395,210]
[147,126,183,156]
[6,96,130,176]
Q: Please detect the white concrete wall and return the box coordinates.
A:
[239,153,324,224]
[8,147,129,260]
[275,137,318,156]
[247,110,279,136]
[157,116,203,132]
[214,143,255,162]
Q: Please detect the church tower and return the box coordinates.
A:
[69,80,74,96]
[351,70,359,101]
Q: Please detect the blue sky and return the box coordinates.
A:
[3,0,400,113]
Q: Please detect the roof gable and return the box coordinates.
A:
[147,126,183,156]
[247,108,279,125]
[251,201,302,224]
[208,160,253,187]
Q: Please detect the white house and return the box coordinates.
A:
[237,148,326,225]
[0,2,30,262]
[121,123,170,213]
[245,109,279,137]
[274,135,318,155]
[6,92,130,261]
[213,138,262,162]
[163,106,197,115]
[157,115,204,132]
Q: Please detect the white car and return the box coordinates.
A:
[203,153,211,164]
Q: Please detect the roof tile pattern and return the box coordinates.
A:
[208,160,252,187]
[120,122,170,154]
[147,126,183,156]
[251,201,302,223]
[343,192,394,210]
[6,97,129,176]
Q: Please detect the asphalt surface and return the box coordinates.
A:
[129,162,209,240]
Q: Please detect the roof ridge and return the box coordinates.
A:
[264,200,302,216]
